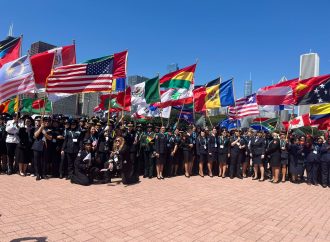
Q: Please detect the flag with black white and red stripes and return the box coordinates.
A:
[46,50,127,94]
[228,93,260,120]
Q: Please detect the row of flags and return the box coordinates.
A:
[0,35,329,131]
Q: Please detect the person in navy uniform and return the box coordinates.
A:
[181,132,193,178]
[123,122,137,177]
[279,133,289,182]
[190,125,198,175]
[155,126,168,179]
[71,139,100,186]
[59,119,71,179]
[250,130,266,181]
[140,124,156,179]
[218,129,230,178]
[196,129,208,177]
[320,137,330,188]
[266,132,281,183]
[61,119,84,180]
[207,127,218,177]
[169,128,181,177]
[0,116,7,174]
[305,137,322,186]
[230,129,245,179]
[296,136,309,183]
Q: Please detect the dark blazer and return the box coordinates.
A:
[196,136,208,155]
[208,135,218,154]
[155,133,168,154]
[251,137,265,156]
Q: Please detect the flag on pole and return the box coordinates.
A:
[295,74,330,105]
[160,64,196,89]
[310,103,330,130]
[0,55,35,103]
[20,98,52,114]
[256,78,298,105]
[193,79,234,112]
[219,118,241,130]
[46,50,127,93]
[283,114,311,129]
[228,94,259,120]
[131,76,160,105]
[178,111,194,123]
[134,104,171,118]
[250,118,278,132]
[30,44,76,87]
[0,36,21,68]
[0,96,19,114]
[156,85,194,108]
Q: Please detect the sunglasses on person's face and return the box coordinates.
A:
[115,140,120,142]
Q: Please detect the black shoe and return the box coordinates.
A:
[230,176,234,179]
[36,176,41,181]
[160,176,164,179]
[185,174,190,178]
[65,175,71,180]
[7,170,12,175]
[237,175,243,179]
[259,178,265,182]
[252,177,258,180]
[143,175,147,178]
[322,184,327,188]
[59,174,64,179]
[199,174,204,178]
[307,182,312,186]
[148,176,153,179]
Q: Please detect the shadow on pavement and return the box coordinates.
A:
[10,237,47,242]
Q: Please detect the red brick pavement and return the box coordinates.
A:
[1,174,330,242]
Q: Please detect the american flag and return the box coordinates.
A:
[46,51,127,93]
[228,93,260,119]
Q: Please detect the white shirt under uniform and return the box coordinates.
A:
[5,120,20,144]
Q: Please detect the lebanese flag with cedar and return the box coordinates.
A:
[30,44,76,87]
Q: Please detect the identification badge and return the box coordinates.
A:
[313,151,317,154]
[220,145,224,149]
[73,138,78,143]
[203,145,207,150]
[52,139,56,143]
[105,137,109,141]
[104,146,108,151]
[215,144,217,148]
[302,153,305,156]
[114,156,118,162]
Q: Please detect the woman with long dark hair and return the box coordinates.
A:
[218,129,230,178]
[196,129,208,177]
[16,117,34,176]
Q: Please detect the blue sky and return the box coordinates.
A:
[1,0,330,97]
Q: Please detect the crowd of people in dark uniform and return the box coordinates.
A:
[0,112,330,188]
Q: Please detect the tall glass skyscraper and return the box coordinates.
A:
[244,80,252,97]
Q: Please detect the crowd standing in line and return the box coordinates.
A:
[0,113,329,188]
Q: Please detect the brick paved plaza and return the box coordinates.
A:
[1,175,330,242]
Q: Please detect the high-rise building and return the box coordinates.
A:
[127,75,149,86]
[29,41,56,56]
[167,63,179,73]
[298,53,320,115]
[244,80,252,97]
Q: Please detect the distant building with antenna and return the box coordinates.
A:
[167,63,179,73]
[244,80,252,97]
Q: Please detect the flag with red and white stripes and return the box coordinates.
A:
[0,55,35,103]
[46,50,127,94]
[228,93,260,120]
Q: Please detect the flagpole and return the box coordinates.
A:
[43,49,57,118]
[286,106,295,139]
[231,77,240,130]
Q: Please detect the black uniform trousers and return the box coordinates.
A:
[66,153,78,176]
[34,150,45,177]
[305,162,319,184]
[6,143,17,173]
[230,151,242,177]
[321,161,330,186]
[143,150,154,177]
